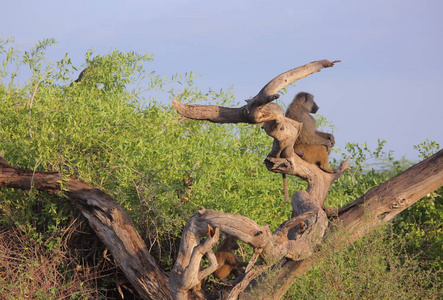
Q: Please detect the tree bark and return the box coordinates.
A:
[0,157,172,300]
[172,60,340,124]
[239,149,443,299]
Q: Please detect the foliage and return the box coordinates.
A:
[0,223,108,299]
[0,39,441,298]
[393,139,442,271]
[0,39,297,271]
[288,226,442,300]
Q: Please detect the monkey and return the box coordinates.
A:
[214,235,248,281]
[192,235,247,298]
[70,65,96,87]
[285,92,335,150]
[294,144,334,173]
[282,92,336,201]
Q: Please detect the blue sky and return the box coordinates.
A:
[2,0,442,162]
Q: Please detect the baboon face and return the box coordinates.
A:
[223,236,240,250]
[303,93,319,114]
[310,101,319,114]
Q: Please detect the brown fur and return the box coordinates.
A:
[192,235,247,298]
[286,92,335,151]
[70,65,96,87]
[282,92,336,201]
[294,144,334,173]
[214,235,248,281]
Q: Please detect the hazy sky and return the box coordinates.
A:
[2,0,442,162]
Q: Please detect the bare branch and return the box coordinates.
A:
[240,149,443,299]
[172,60,340,124]
[256,59,341,100]
[0,157,172,300]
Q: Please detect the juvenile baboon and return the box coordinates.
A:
[214,235,248,281]
[192,235,248,298]
[294,144,334,173]
[286,92,335,151]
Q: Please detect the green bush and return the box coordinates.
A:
[288,227,442,300]
[1,39,441,298]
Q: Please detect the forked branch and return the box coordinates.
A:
[172,60,340,124]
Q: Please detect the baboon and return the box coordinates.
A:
[286,92,335,150]
[192,235,247,299]
[214,235,248,281]
[282,92,336,201]
[70,65,95,86]
[294,144,334,173]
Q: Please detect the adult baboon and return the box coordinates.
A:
[282,92,336,201]
[285,92,335,151]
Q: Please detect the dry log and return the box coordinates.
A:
[0,157,172,300]
[239,149,443,299]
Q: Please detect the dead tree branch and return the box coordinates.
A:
[172,59,340,124]
[0,157,172,300]
[170,60,351,299]
[239,149,443,299]
[170,59,443,299]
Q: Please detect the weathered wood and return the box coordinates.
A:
[170,60,351,299]
[240,149,443,299]
[2,148,442,300]
[170,206,329,299]
[173,60,340,125]
[0,157,172,300]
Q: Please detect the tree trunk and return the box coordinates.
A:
[239,149,443,299]
[0,157,172,300]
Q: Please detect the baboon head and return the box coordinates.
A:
[220,235,240,251]
[298,92,319,114]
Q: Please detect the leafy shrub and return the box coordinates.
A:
[1,39,441,297]
[288,227,442,300]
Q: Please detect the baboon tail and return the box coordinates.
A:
[282,174,290,202]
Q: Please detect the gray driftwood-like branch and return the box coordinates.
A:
[170,60,353,299]
[0,157,172,300]
[172,59,340,124]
